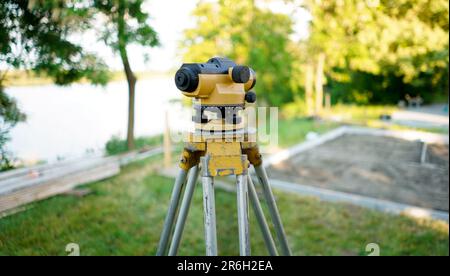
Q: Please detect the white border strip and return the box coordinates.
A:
[269,178,449,222]
[344,126,449,145]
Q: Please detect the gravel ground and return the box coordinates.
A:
[268,134,449,211]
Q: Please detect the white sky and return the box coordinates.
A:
[77,0,311,72]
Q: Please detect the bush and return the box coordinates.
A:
[105,135,163,156]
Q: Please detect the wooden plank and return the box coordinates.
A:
[118,147,163,166]
[0,157,115,195]
[0,155,104,181]
[0,146,165,216]
[0,146,162,184]
[0,162,119,213]
[0,147,164,195]
[0,161,120,214]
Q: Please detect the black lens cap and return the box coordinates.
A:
[231,66,250,83]
[175,67,199,92]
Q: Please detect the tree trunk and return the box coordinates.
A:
[325,93,331,110]
[126,71,136,150]
[315,53,326,115]
[305,63,314,116]
[118,1,137,150]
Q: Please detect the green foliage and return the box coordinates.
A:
[304,0,449,104]
[0,88,25,125]
[0,88,26,171]
[183,0,449,106]
[0,0,109,85]
[182,0,299,107]
[92,0,159,54]
[105,135,162,155]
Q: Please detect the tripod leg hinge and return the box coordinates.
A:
[179,148,202,171]
[242,146,263,167]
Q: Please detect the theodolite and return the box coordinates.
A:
[157,57,291,256]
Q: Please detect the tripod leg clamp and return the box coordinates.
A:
[242,146,263,167]
[179,148,202,171]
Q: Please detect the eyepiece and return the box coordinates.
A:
[231,66,250,83]
[175,67,199,92]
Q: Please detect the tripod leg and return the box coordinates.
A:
[236,173,251,256]
[254,165,292,256]
[202,174,218,256]
[247,175,278,256]
[168,165,200,256]
[156,168,189,256]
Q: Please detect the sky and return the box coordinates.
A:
[76,0,311,72]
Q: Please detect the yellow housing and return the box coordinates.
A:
[182,71,255,106]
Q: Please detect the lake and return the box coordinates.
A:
[5,77,190,163]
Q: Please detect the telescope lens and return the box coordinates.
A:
[175,67,199,92]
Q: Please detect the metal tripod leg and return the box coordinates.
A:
[201,160,218,256]
[156,168,189,256]
[168,165,200,256]
[236,172,251,256]
[247,175,278,256]
[254,165,292,256]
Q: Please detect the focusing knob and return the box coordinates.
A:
[245,91,256,103]
[231,66,250,83]
[175,67,199,92]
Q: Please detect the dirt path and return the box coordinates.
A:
[268,134,449,211]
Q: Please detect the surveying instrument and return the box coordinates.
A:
[156,57,291,256]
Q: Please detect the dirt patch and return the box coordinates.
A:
[268,134,449,211]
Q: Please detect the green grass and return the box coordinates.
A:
[278,118,339,148]
[0,158,448,256]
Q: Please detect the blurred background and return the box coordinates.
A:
[0,0,448,256]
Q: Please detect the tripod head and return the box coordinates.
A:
[175,57,256,130]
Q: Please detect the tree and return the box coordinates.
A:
[0,0,109,170]
[303,0,449,104]
[0,88,25,170]
[182,0,298,107]
[92,0,159,150]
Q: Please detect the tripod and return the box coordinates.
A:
[156,131,291,256]
[157,56,291,256]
